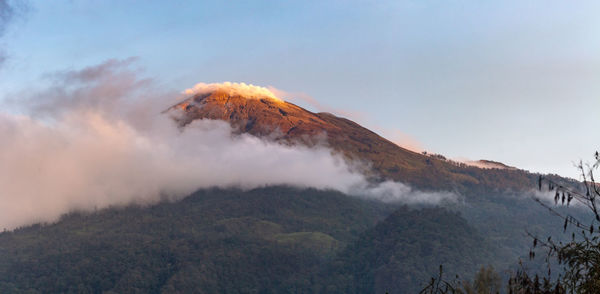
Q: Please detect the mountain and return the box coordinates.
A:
[167,87,569,192]
[165,87,585,281]
[0,85,583,293]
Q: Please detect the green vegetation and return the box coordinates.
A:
[421,266,502,294]
[0,187,393,293]
[0,186,512,294]
[318,207,500,294]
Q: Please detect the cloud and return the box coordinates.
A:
[454,158,514,170]
[0,0,14,36]
[0,59,455,230]
[0,0,13,66]
[185,82,282,102]
[357,180,455,204]
[530,189,588,211]
[0,0,27,68]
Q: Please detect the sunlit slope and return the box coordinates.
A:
[170,89,549,191]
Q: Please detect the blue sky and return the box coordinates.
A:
[1,0,599,178]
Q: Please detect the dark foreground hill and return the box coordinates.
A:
[0,187,498,293]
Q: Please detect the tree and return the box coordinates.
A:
[509,151,600,293]
[419,265,501,294]
[466,266,501,294]
[419,265,463,294]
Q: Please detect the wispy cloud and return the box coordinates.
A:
[0,0,14,36]
[0,0,27,68]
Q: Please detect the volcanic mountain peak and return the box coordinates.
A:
[168,82,340,140]
[167,82,548,191]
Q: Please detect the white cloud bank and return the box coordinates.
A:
[0,59,455,230]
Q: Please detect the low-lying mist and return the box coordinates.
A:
[0,59,455,230]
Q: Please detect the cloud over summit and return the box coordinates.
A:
[184,82,282,102]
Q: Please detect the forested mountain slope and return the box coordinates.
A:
[0,187,495,293]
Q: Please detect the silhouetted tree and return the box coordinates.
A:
[510,151,600,293]
[419,265,463,294]
[420,265,502,294]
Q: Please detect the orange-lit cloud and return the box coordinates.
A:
[184,82,283,102]
[453,158,514,170]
